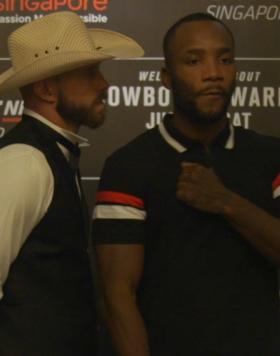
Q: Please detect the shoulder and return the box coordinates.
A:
[98,128,162,192]
[0,143,47,168]
[106,126,163,166]
[0,143,45,159]
[234,127,280,176]
[235,126,280,143]
[0,144,53,197]
[235,126,280,150]
[0,144,54,236]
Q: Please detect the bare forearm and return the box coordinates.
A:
[103,294,150,356]
[96,245,148,355]
[222,192,280,265]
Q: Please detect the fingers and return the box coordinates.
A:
[181,161,201,171]
[179,162,206,182]
[176,162,219,204]
[176,163,200,202]
[176,182,194,202]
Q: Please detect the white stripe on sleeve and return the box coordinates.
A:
[93,205,146,220]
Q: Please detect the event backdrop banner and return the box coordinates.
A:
[1,0,280,211]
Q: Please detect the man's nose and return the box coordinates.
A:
[99,72,109,90]
[202,59,224,81]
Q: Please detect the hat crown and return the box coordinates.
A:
[0,11,144,94]
[8,12,95,70]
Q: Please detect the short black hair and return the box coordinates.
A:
[163,12,235,68]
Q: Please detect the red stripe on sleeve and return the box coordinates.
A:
[96,191,144,209]
[272,173,280,190]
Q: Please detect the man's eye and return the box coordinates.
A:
[221,57,234,64]
[185,58,199,65]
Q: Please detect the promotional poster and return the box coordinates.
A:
[1,0,280,210]
[0,0,280,207]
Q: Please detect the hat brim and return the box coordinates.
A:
[0,29,144,93]
[88,28,144,59]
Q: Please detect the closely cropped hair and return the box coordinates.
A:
[163,12,235,68]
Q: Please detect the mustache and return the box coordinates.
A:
[197,86,227,96]
[197,83,236,97]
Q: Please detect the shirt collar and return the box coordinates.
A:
[158,113,235,153]
[23,108,90,148]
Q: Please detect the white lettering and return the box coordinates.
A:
[138,71,161,82]
[207,5,280,21]
[123,86,141,106]
[237,71,261,82]
[145,112,166,130]
[227,112,252,129]
[249,87,261,107]
[0,127,5,138]
[108,86,171,107]
[108,86,120,107]
[3,100,24,115]
[231,87,248,107]
[263,87,275,107]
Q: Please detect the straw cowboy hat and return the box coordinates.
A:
[0,11,144,94]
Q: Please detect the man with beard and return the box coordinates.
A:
[93,12,280,356]
[0,11,143,355]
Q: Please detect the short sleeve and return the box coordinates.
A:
[92,150,147,245]
[272,172,280,217]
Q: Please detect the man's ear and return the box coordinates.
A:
[161,67,172,89]
[32,78,58,104]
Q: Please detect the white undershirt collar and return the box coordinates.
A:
[23,108,90,148]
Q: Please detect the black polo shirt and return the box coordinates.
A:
[93,114,280,356]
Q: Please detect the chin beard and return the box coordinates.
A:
[56,94,103,129]
[174,95,231,126]
[180,105,228,126]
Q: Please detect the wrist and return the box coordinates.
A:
[219,189,237,217]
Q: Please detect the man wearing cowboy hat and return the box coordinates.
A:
[0,11,143,355]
